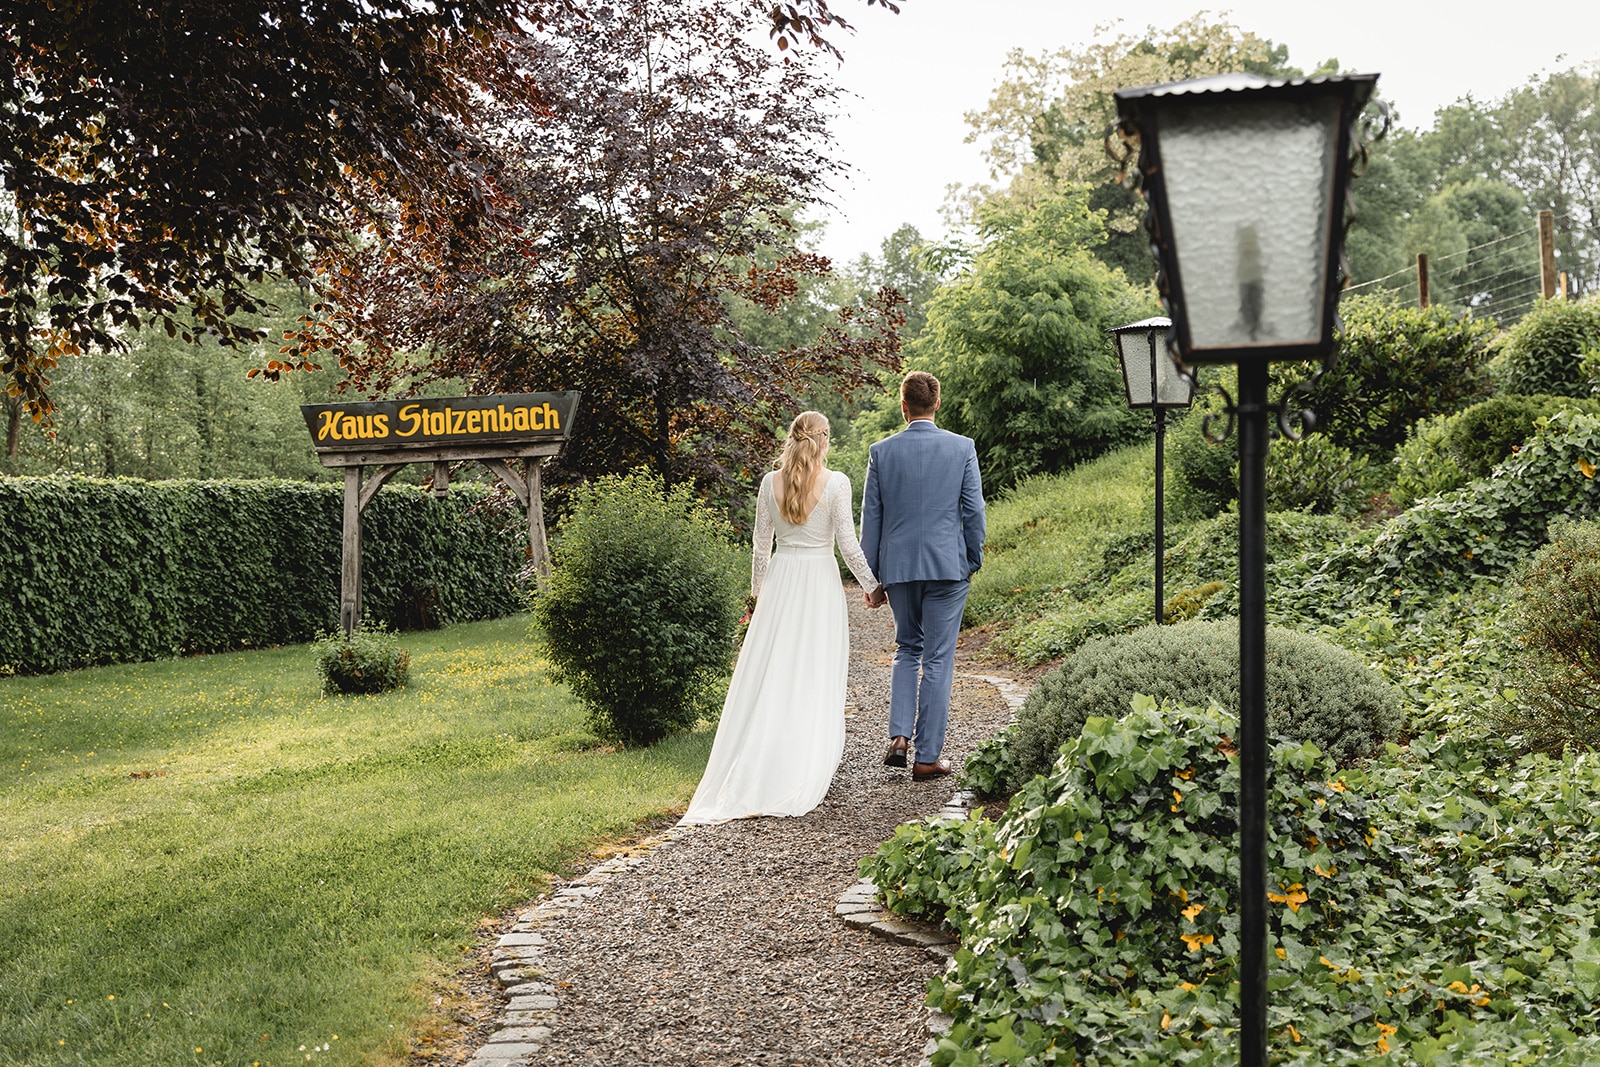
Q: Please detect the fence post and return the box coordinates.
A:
[1416,253,1430,308]
[1539,210,1557,300]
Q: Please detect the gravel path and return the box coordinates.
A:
[508,587,1014,1066]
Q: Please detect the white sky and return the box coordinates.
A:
[812,0,1600,267]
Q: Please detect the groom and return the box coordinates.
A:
[860,371,986,782]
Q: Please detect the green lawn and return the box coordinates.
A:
[0,615,712,1067]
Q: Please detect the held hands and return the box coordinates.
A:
[864,586,888,609]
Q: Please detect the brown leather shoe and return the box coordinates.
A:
[912,758,953,782]
[883,737,909,768]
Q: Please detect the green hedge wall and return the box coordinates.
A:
[0,477,522,674]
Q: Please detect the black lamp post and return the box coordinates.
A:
[1110,316,1193,624]
[1112,71,1379,1067]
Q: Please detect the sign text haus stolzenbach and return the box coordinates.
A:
[300,392,579,452]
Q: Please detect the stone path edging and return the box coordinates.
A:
[833,671,1032,1064]
[465,827,698,1066]
[461,670,1029,1067]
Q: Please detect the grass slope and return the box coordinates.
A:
[0,616,710,1067]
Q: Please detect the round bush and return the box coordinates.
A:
[313,625,411,695]
[1493,517,1600,754]
[1490,296,1600,396]
[1391,393,1600,507]
[533,470,746,747]
[992,618,1403,794]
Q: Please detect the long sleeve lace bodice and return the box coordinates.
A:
[751,470,879,597]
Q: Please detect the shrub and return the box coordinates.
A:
[1363,410,1600,592]
[1277,294,1496,456]
[864,703,1600,1067]
[1163,580,1226,622]
[1493,517,1600,754]
[533,470,746,746]
[1391,393,1600,507]
[0,477,521,675]
[1166,393,1236,518]
[906,188,1152,488]
[313,625,411,694]
[990,618,1402,794]
[1491,295,1600,396]
[1264,432,1372,516]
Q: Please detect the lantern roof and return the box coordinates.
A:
[1108,315,1173,334]
[1116,72,1378,108]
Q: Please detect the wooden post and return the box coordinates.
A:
[1561,271,1569,300]
[1416,253,1430,309]
[341,467,363,634]
[1539,210,1558,300]
[527,458,550,577]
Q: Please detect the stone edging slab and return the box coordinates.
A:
[835,671,1032,1064]
[465,825,698,1067]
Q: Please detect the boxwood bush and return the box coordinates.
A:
[0,477,521,674]
[1493,517,1600,754]
[980,618,1402,796]
[533,470,746,747]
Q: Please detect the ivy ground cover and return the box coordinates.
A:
[0,616,711,1067]
[866,701,1600,1066]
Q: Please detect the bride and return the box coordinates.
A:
[678,410,880,825]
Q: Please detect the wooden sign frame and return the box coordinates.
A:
[301,392,580,633]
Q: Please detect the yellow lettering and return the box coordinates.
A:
[496,404,509,431]
[428,410,447,436]
[358,415,374,439]
[513,407,529,432]
[467,410,482,434]
[397,404,421,437]
[340,415,359,440]
[317,410,339,441]
[543,402,560,431]
[373,414,389,437]
[450,408,466,435]
[530,406,544,431]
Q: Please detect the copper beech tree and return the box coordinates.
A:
[0,0,898,441]
[294,0,904,500]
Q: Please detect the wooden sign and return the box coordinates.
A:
[300,391,579,452]
[300,391,581,634]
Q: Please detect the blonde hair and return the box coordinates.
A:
[775,411,830,524]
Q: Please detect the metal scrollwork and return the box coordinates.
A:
[1104,120,1140,188]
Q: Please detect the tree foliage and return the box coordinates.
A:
[957,15,1316,280]
[0,0,546,422]
[894,189,1154,489]
[301,0,902,503]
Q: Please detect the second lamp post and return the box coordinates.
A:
[1111,316,1193,623]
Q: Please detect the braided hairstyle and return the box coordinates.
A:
[775,411,830,524]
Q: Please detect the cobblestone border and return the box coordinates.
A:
[465,825,698,1067]
[463,673,1026,1067]
[835,672,1032,1065]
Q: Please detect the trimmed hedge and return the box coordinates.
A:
[0,477,521,674]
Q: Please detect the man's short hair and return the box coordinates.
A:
[901,371,940,417]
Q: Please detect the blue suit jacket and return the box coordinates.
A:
[860,420,986,586]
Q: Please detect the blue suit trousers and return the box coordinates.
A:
[885,579,970,765]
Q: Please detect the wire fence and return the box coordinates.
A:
[1343,212,1590,325]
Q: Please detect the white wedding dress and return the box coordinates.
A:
[678,469,879,825]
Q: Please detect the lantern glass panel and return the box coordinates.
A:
[1117,327,1191,408]
[1157,96,1341,351]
